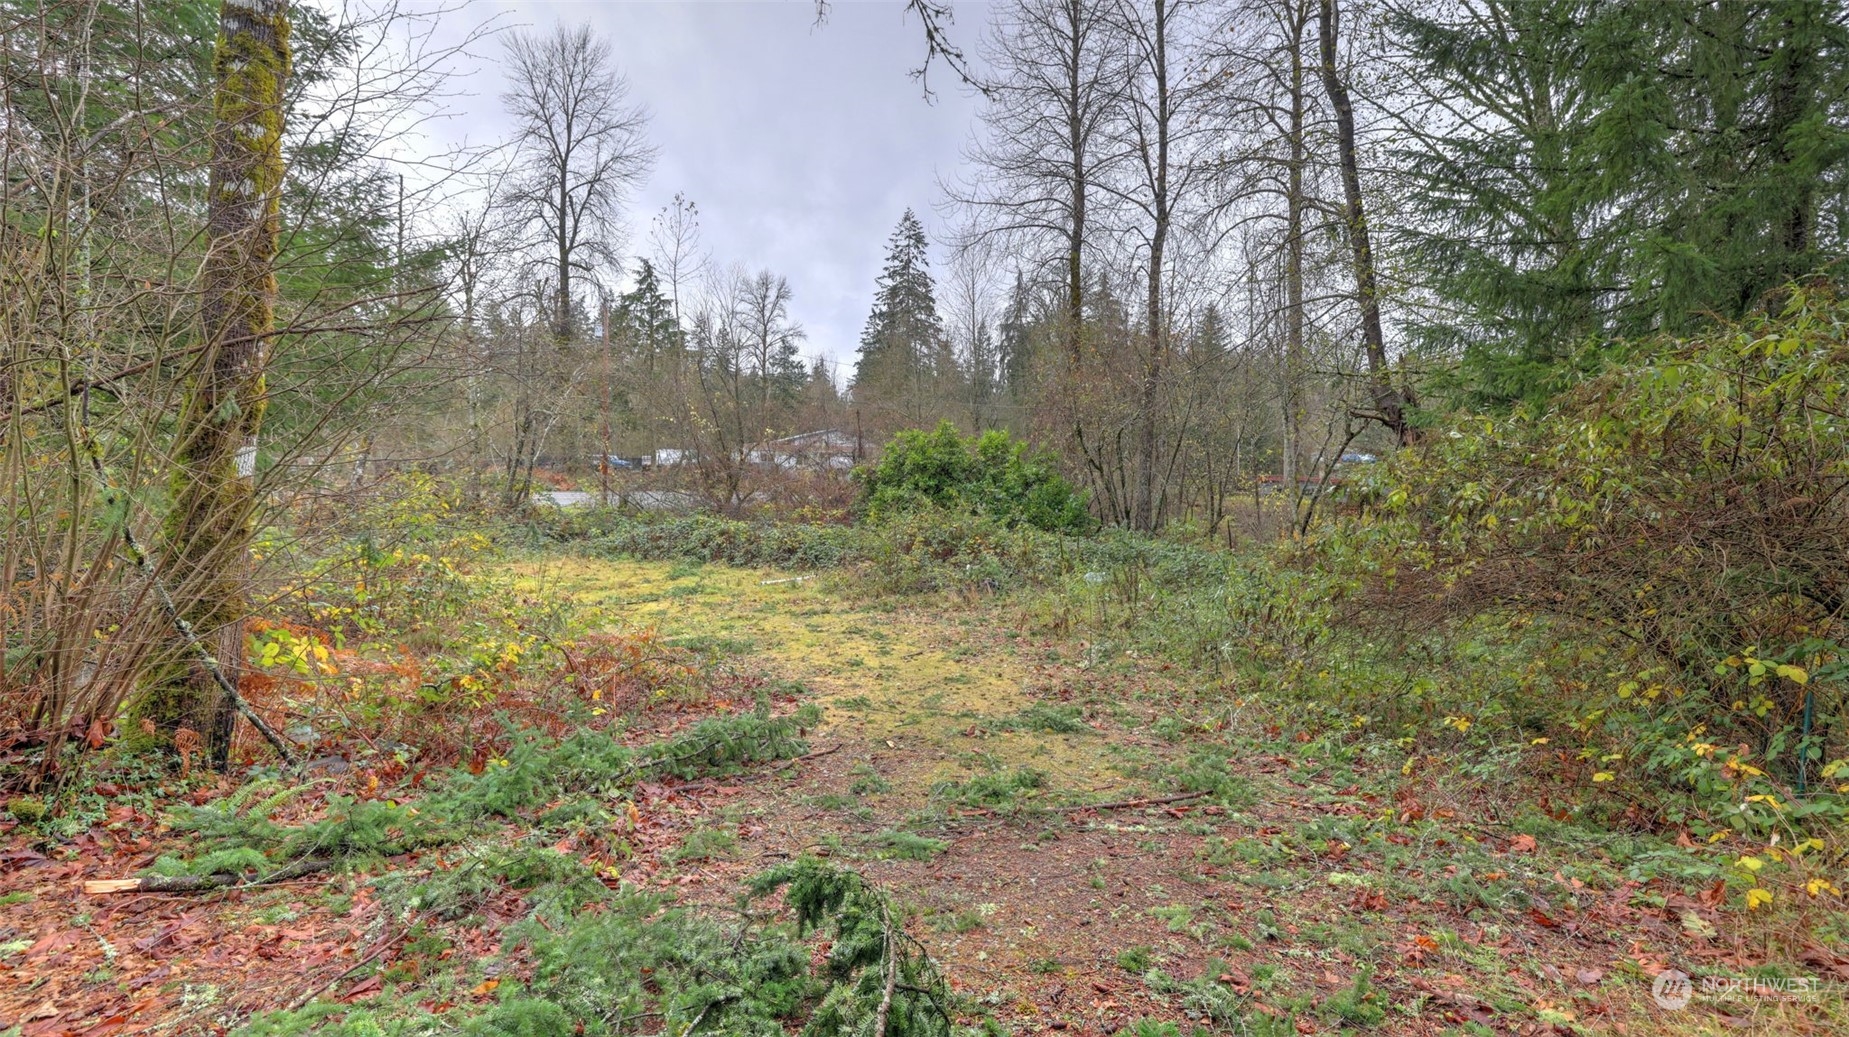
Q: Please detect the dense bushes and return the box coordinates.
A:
[1332,284,1849,825]
[856,422,1094,534]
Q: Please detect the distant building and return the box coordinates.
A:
[745,429,859,473]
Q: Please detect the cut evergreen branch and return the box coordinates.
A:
[137,704,817,886]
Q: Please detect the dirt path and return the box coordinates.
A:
[509,557,1245,1023]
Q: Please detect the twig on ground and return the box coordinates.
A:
[682,993,738,1037]
[874,902,899,1037]
[286,927,406,1011]
[1055,789,1211,814]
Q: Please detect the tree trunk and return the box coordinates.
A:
[1317,0,1412,444]
[143,0,291,767]
[1283,0,1308,486]
[1131,0,1171,533]
[1064,0,1086,371]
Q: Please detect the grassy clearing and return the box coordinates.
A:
[5,494,1847,1035]
[506,526,1849,1037]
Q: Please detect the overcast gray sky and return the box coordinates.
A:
[409,1,991,382]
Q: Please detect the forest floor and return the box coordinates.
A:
[3,553,1844,1036]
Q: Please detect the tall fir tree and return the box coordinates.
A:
[1191,304,1229,359]
[1393,0,1849,408]
[996,269,1037,402]
[616,259,682,370]
[853,210,948,429]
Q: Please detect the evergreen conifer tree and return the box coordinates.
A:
[997,269,1037,401]
[616,259,682,370]
[853,210,947,429]
[1393,0,1849,408]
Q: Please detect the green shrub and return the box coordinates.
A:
[857,422,1093,534]
[1330,282,1849,830]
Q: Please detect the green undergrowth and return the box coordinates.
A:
[238,855,957,1037]
[979,703,1090,734]
[149,704,816,882]
[931,767,1048,811]
[153,784,447,880]
[539,502,1235,598]
[560,501,1849,850]
[156,700,964,1037]
[434,703,820,822]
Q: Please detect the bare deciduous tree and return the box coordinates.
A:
[1103,0,1222,531]
[955,0,1125,369]
[648,191,707,333]
[1317,0,1412,442]
[499,23,654,501]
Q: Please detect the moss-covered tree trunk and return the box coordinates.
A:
[141,0,290,766]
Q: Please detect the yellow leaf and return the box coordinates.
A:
[1775,663,1809,686]
[470,978,500,996]
[1745,888,1773,910]
[1805,878,1841,897]
[1736,856,1764,872]
[1592,772,1615,782]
